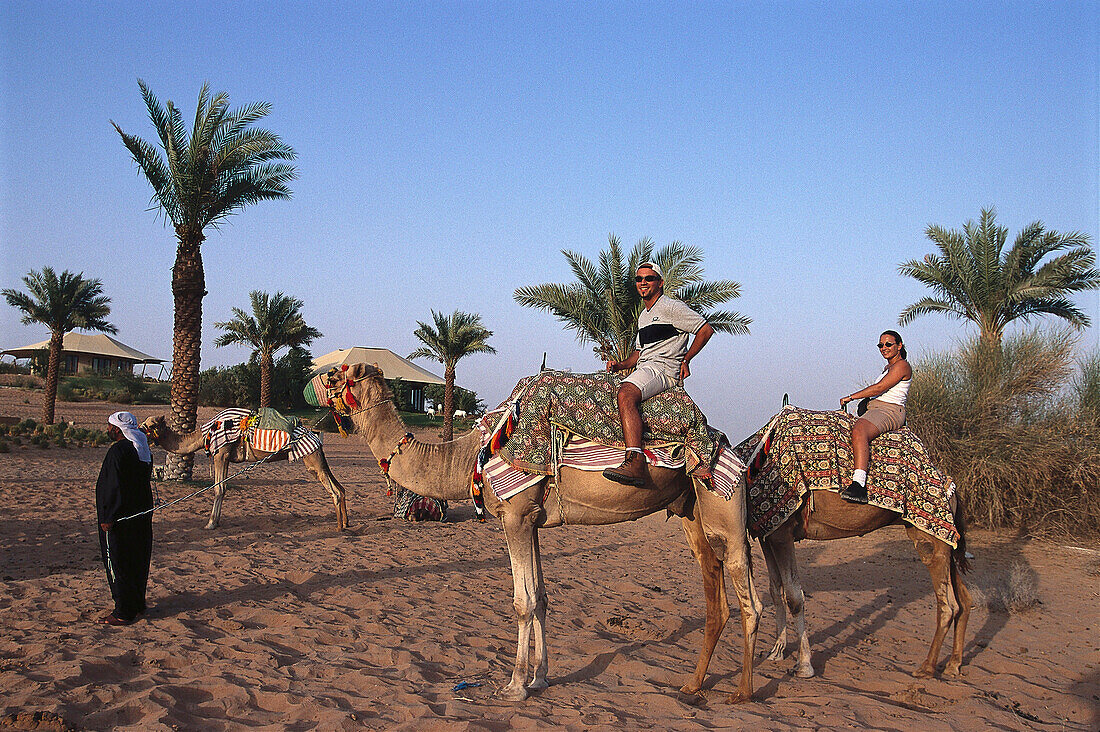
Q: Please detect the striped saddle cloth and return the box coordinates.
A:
[201,408,322,462]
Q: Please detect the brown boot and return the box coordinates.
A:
[603,451,648,488]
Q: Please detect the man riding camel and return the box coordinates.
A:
[603,262,714,488]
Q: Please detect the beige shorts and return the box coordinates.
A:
[859,400,906,433]
[622,365,680,400]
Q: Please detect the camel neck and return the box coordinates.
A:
[349,401,479,502]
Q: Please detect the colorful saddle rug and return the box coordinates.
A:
[201,408,322,462]
[393,487,448,522]
[732,406,959,547]
[475,370,743,501]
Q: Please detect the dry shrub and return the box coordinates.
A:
[907,328,1100,536]
[983,562,1042,614]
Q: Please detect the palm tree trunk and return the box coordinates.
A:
[166,227,206,480]
[259,350,273,408]
[42,330,63,425]
[442,363,456,441]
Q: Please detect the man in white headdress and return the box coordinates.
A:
[95,411,154,626]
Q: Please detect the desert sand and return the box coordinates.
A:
[1,387,1097,731]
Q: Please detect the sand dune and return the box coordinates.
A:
[1,388,1096,730]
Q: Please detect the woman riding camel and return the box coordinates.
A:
[838,330,911,504]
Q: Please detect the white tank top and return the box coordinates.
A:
[877,370,910,406]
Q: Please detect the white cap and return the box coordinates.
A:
[637,261,663,279]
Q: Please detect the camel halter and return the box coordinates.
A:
[317,366,393,435]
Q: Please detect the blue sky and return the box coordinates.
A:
[1,1,1097,438]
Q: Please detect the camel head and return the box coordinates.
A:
[140,415,169,445]
[319,362,393,416]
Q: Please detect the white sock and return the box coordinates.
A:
[625,447,643,454]
[852,469,867,486]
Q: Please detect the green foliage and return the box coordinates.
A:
[214,291,321,407]
[409,310,496,441]
[0,420,108,449]
[1073,349,1100,424]
[899,207,1098,346]
[113,80,297,233]
[198,347,314,410]
[56,374,170,404]
[907,328,1100,536]
[423,383,484,414]
[0,361,31,375]
[514,235,750,362]
[2,267,115,337]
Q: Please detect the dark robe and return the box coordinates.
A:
[96,439,153,621]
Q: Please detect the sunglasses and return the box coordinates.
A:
[635,275,660,283]
[877,342,896,349]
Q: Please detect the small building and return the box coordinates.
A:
[312,347,445,413]
[1,332,166,377]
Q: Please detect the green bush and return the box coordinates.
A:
[908,328,1100,536]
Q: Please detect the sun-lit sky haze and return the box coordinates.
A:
[1,1,1097,438]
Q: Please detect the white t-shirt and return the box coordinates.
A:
[634,295,707,379]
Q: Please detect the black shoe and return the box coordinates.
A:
[840,481,868,504]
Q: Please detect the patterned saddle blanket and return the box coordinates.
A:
[475,371,744,501]
[202,407,322,462]
[732,406,960,547]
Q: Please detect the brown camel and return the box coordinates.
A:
[760,487,971,680]
[141,414,349,532]
[322,363,761,703]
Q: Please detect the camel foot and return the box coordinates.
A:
[725,688,753,705]
[203,523,218,531]
[676,687,707,707]
[499,682,529,702]
[794,663,815,679]
[943,662,964,678]
[913,664,936,679]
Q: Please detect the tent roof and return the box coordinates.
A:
[2,332,164,363]
[311,347,445,385]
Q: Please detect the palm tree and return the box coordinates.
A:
[514,235,751,363]
[408,311,496,440]
[114,80,297,479]
[899,207,1098,349]
[3,267,115,424]
[214,291,322,408]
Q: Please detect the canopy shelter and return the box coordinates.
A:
[2,333,166,378]
[311,347,445,413]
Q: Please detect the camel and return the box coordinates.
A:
[321,363,762,703]
[141,414,349,532]
[759,476,971,681]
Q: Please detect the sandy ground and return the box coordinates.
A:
[1,387,1098,731]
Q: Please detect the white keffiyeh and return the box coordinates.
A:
[109,411,152,464]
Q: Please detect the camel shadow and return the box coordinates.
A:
[152,540,642,617]
[760,527,1039,677]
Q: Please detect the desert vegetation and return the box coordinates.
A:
[907,328,1100,537]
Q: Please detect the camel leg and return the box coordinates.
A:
[206,450,231,530]
[303,450,349,530]
[945,561,971,677]
[679,510,729,696]
[695,484,761,704]
[499,494,545,701]
[760,536,788,662]
[906,526,959,678]
[527,528,550,692]
[762,525,814,677]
